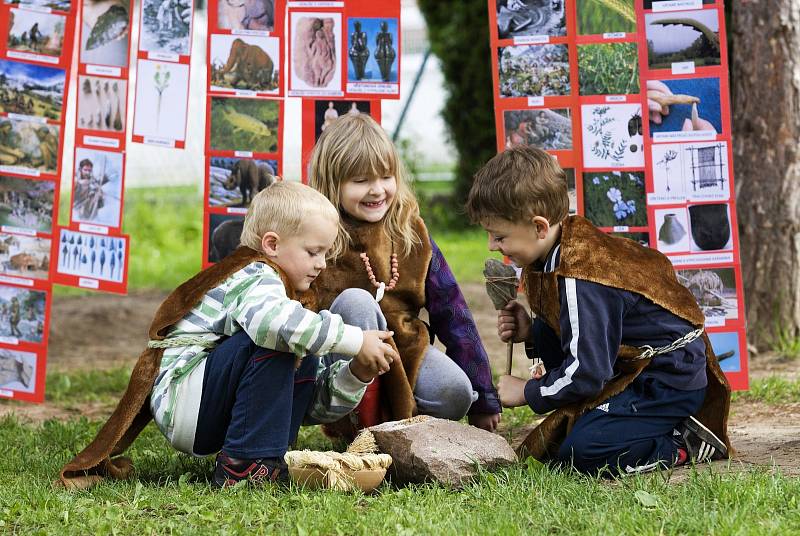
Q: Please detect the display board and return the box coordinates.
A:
[487,0,747,389]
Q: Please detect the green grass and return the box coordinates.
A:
[431,228,501,284]
[732,376,800,405]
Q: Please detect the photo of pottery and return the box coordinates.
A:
[0,233,50,280]
[208,213,244,263]
[0,118,60,175]
[581,103,644,168]
[645,9,720,69]
[0,285,46,344]
[578,42,639,96]
[0,175,54,233]
[654,207,690,253]
[216,0,273,32]
[208,157,276,208]
[77,75,127,133]
[79,0,131,68]
[707,331,741,373]
[291,12,341,92]
[495,0,566,39]
[347,18,398,83]
[504,108,572,151]
[57,230,126,282]
[314,100,371,140]
[7,9,66,59]
[132,60,190,141]
[0,348,36,394]
[210,35,279,94]
[651,141,730,202]
[677,267,738,321]
[0,59,65,121]
[498,44,570,97]
[582,170,647,228]
[688,202,731,252]
[577,0,635,35]
[647,78,721,136]
[139,0,192,56]
[209,96,279,154]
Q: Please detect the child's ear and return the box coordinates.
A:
[531,216,550,239]
[261,232,280,257]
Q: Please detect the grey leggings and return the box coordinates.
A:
[325,288,478,420]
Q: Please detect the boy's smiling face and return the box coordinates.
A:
[482,216,555,267]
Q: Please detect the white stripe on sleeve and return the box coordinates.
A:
[540,276,580,397]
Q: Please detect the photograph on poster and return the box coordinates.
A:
[577,0,636,35]
[210,35,279,94]
[688,202,731,252]
[565,168,576,214]
[314,100,371,140]
[677,267,737,321]
[0,348,36,393]
[643,0,715,8]
[611,231,649,247]
[216,0,273,32]
[0,59,65,121]
[0,118,59,175]
[79,0,131,67]
[503,108,571,151]
[209,96,279,153]
[578,43,639,96]
[77,76,127,133]
[582,170,646,228]
[132,60,189,141]
[291,12,341,92]
[347,18,398,83]
[652,141,729,200]
[645,9,720,69]
[581,104,644,168]
[647,78,721,134]
[7,9,67,58]
[654,207,690,253]
[707,331,741,373]
[498,44,569,97]
[57,229,126,282]
[139,0,192,56]
[0,285,46,343]
[495,0,566,39]
[208,157,276,208]
[4,0,70,11]
[0,233,50,280]
[208,213,244,263]
[72,147,123,227]
[0,176,54,233]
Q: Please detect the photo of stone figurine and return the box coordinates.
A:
[0,348,36,394]
[79,0,131,68]
[495,0,566,40]
[208,157,277,208]
[0,175,54,233]
[7,9,67,58]
[209,35,279,94]
[347,18,398,83]
[57,229,126,283]
[0,118,60,175]
[0,59,65,122]
[216,0,273,32]
[71,147,124,228]
[0,232,51,280]
[645,9,721,69]
[498,43,570,98]
[291,13,340,91]
[77,75,127,133]
[139,0,192,55]
[466,145,731,475]
[313,100,371,140]
[0,285,46,344]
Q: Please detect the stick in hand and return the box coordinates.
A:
[483,258,519,375]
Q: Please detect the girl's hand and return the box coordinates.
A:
[498,375,528,408]
[497,300,531,343]
[468,413,501,432]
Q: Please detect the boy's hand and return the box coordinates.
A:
[468,413,501,432]
[497,300,531,343]
[350,330,398,383]
[498,375,528,408]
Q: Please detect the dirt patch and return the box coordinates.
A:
[1,284,798,476]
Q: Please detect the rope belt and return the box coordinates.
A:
[147,336,218,349]
[633,327,705,361]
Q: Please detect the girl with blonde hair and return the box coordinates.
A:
[309,114,500,433]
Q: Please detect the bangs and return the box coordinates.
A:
[342,132,397,180]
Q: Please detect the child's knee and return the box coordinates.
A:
[419,378,476,421]
[329,288,384,328]
[331,288,376,308]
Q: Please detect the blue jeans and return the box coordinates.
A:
[192,331,319,459]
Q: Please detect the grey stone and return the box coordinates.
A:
[368,416,518,487]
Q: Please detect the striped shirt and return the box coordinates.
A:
[150,261,365,441]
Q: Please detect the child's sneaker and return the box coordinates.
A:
[212,453,289,488]
[674,416,728,463]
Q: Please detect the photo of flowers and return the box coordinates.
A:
[498,44,570,97]
[577,0,636,36]
[581,103,644,168]
[582,170,646,228]
[578,42,639,95]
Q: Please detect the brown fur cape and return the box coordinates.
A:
[313,217,432,420]
[516,215,732,459]
[58,246,311,489]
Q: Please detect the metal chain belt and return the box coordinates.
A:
[633,327,705,361]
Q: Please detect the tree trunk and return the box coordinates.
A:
[732,1,800,348]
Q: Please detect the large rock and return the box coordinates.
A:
[368,417,518,487]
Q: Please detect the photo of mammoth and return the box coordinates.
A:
[214,38,276,92]
[224,158,275,206]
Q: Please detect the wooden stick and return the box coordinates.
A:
[506,342,513,375]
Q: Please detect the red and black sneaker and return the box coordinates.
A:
[212,453,289,488]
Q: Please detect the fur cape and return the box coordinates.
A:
[516,215,732,459]
[313,217,432,420]
[58,247,310,489]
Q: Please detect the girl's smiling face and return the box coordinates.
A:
[339,174,397,222]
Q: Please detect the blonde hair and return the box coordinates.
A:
[308,114,421,259]
[465,146,569,226]
[240,181,339,250]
